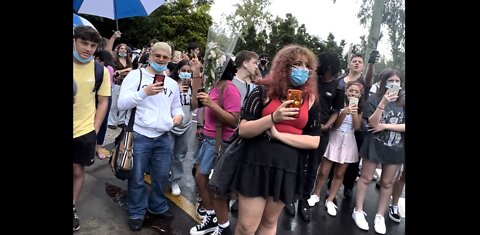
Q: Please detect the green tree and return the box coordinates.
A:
[226,0,273,34]
[357,0,405,74]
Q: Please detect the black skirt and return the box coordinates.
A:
[231,136,303,204]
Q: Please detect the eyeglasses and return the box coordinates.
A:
[151,53,170,60]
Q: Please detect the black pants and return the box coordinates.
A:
[327,130,366,190]
[301,130,330,199]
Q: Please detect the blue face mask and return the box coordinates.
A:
[118,52,127,58]
[73,50,93,63]
[290,67,309,87]
[179,72,192,79]
[150,62,168,72]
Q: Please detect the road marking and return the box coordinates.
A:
[144,175,201,223]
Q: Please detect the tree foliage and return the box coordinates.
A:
[356,0,405,75]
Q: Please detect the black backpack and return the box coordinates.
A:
[92,61,105,93]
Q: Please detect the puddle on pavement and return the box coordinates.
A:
[105,183,175,235]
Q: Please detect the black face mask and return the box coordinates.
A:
[260,59,268,65]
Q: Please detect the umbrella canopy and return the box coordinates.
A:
[73,0,166,20]
[73,13,97,31]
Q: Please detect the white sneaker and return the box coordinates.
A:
[172,184,181,196]
[307,194,320,207]
[374,214,386,234]
[352,207,369,231]
[325,200,337,216]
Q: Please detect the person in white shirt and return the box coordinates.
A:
[117,42,184,232]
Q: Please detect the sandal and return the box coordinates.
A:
[96,146,110,160]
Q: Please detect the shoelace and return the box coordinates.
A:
[214,226,224,235]
[197,215,212,229]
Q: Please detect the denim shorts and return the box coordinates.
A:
[194,136,217,175]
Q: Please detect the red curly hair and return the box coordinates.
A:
[257,44,318,101]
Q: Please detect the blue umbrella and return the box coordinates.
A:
[73,13,97,31]
[73,0,166,31]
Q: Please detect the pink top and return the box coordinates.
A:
[202,81,241,140]
[107,65,115,84]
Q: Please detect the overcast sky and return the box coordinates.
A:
[210,0,391,58]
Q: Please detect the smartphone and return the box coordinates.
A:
[287,89,303,117]
[197,88,205,107]
[349,97,359,107]
[387,83,400,94]
[154,74,165,85]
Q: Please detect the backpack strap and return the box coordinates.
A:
[93,61,104,93]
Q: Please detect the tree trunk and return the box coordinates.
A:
[366,0,385,57]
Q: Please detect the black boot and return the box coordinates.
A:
[284,202,296,216]
[298,199,311,221]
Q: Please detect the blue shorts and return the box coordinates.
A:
[194,136,217,175]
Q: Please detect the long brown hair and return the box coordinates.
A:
[257,45,318,101]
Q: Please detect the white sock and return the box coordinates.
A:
[218,221,230,228]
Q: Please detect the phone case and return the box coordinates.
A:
[388,83,400,94]
[349,97,359,106]
[287,89,303,108]
[154,74,165,84]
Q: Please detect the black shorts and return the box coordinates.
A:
[73,130,96,166]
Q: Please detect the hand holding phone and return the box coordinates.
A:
[387,83,400,94]
[349,97,359,107]
[287,89,302,117]
[154,74,165,85]
[197,88,205,107]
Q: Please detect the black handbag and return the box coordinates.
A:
[208,132,246,198]
[109,70,143,180]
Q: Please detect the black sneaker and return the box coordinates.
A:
[195,196,207,220]
[147,209,174,220]
[284,203,296,216]
[388,205,401,222]
[189,213,218,235]
[213,225,233,235]
[73,207,80,231]
[298,199,311,221]
[128,218,143,231]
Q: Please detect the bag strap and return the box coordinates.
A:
[126,70,143,132]
[215,83,227,155]
[93,61,104,93]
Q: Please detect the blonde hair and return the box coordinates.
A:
[151,42,172,56]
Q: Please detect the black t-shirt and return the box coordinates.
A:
[138,53,149,64]
[259,67,270,78]
[318,78,342,124]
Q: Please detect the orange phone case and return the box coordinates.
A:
[287,89,303,108]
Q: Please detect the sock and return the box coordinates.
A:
[218,221,230,228]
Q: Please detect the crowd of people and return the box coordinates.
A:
[73,25,405,235]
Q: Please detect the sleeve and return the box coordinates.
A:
[240,85,266,121]
[97,68,111,97]
[221,83,241,113]
[302,101,322,136]
[362,94,380,120]
[117,69,149,111]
